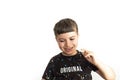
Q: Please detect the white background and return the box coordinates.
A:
[0,0,120,80]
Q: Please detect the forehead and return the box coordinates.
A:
[56,31,78,39]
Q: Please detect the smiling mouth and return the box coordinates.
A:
[64,47,73,52]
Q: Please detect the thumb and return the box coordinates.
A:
[80,49,87,56]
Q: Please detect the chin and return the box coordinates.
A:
[64,51,75,56]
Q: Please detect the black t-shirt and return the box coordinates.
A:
[42,50,98,80]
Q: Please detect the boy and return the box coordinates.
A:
[42,18,115,80]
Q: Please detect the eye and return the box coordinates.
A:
[59,39,65,42]
[70,38,75,41]
[59,40,64,42]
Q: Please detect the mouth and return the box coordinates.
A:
[64,47,73,52]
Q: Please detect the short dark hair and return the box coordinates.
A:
[53,18,78,36]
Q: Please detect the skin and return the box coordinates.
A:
[42,31,116,80]
[81,49,116,80]
[56,31,116,80]
[56,31,78,56]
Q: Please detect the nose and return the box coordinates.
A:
[65,40,71,47]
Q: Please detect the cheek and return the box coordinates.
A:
[57,42,65,50]
[58,43,64,48]
[73,40,78,46]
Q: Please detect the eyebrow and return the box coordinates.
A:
[58,36,76,40]
[70,36,76,38]
[69,36,76,38]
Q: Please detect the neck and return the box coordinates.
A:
[62,50,77,56]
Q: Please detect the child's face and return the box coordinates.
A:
[56,31,78,56]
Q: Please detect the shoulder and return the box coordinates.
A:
[77,50,93,63]
[49,53,62,62]
[52,53,61,59]
[76,50,85,58]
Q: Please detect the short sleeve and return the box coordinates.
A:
[88,62,98,71]
[80,51,98,72]
[42,58,55,80]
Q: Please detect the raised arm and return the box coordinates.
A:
[81,49,116,80]
[96,63,115,80]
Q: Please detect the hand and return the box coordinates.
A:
[81,49,98,65]
[81,49,116,80]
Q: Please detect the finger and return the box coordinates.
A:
[81,49,88,56]
[80,49,85,55]
[85,54,93,59]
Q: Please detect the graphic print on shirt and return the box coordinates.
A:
[60,65,83,73]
